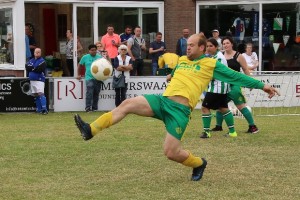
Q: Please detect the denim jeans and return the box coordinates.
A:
[151,62,158,76]
[85,79,102,110]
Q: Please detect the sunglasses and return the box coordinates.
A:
[101,50,107,53]
[121,49,127,51]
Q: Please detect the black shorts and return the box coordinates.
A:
[202,92,228,110]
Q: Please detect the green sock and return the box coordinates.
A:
[223,110,235,133]
[240,107,254,126]
[215,111,223,126]
[202,114,212,132]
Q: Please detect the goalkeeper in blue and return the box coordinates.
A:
[74,34,279,181]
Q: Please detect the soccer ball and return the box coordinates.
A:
[91,58,113,81]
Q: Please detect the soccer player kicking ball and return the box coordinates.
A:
[74,34,279,181]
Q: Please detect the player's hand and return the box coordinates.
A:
[263,85,280,99]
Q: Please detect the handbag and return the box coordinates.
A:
[112,71,126,89]
[273,13,283,31]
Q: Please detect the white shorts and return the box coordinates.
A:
[30,81,45,94]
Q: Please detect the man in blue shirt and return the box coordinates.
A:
[149,32,166,76]
[120,25,133,45]
[176,28,190,56]
[25,48,48,114]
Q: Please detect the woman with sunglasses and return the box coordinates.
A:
[113,44,133,106]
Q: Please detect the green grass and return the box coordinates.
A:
[0,109,299,200]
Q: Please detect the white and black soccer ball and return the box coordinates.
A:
[91,58,113,81]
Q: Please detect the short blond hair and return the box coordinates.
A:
[118,44,128,53]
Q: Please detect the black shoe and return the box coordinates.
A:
[74,114,93,140]
[41,110,48,115]
[191,158,207,181]
[85,107,92,113]
[246,125,259,134]
[211,125,223,131]
[200,131,211,139]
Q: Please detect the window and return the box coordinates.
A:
[198,2,300,71]
[98,7,159,59]
[0,7,13,65]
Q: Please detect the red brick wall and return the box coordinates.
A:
[0,70,24,77]
[164,0,196,53]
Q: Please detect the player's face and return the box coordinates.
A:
[206,42,218,55]
[222,39,233,51]
[187,35,203,60]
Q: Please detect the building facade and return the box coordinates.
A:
[0,0,299,77]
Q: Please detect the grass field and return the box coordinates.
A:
[0,109,299,200]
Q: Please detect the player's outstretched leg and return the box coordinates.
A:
[74,114,93,140]
[74,96,154,141]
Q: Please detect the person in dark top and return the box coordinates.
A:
[25,23,37,59]
[149,32,166,75]
[211,36,259,134]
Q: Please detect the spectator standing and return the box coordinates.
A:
[127,26,146,76]
[25,23,37,58]
[211,29,222,50]
[242,42,259,74]
[25,34,31,62]
[101,24,121,63]
[149,32,166,76]
[77,44,102,112]
[176,28,190,56]
[66,29,74,76]
[120,25,133,45]
[25,48,48,114]
[113,45,133,107]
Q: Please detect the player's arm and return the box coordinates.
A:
[34,61,46,73]
[213,62,279,98]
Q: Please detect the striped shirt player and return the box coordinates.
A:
[201,37,236,138]
[207,51,230,94]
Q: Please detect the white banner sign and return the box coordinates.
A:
[53,75,300,112]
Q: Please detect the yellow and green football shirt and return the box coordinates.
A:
[163,55,264,109]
